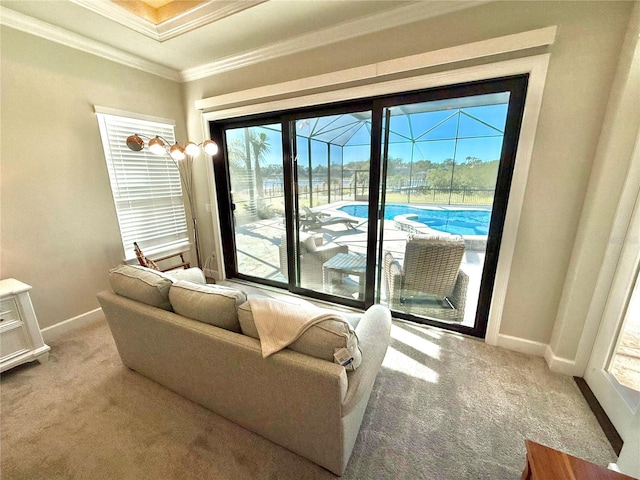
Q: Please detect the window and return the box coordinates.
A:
[96,110,188,261]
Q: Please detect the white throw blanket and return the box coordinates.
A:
[248,295,344,358]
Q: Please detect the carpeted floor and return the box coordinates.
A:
[1,316,616,479]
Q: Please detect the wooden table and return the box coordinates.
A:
[521,440,636,480]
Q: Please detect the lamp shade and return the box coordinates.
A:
[184,142,200,157]
[126,134,145,151]
[148,136,166,155]
[169,143,186,161]
[202,139,219,156]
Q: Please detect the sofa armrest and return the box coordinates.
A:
[342,304,391,415]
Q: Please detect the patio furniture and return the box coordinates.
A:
[300,206,358,231]
[383,234,469,322]
[133,242,190,272]
[323,252,367,299]
[279,233,348,289]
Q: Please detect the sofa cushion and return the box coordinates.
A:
[109,265,176,310]
[237,300,361,370]
[170,281,246,332]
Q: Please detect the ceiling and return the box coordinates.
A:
[0,0,483,82]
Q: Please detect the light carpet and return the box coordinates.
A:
[1,317,616,479]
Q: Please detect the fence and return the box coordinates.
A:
[260,183,494,207]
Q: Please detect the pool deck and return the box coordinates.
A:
[233,202,487,327]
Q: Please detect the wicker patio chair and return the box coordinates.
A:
[279,233,348,289]
[383,234,469,322]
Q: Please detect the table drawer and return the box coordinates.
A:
[0,297,20,323]
[0,323,29,360]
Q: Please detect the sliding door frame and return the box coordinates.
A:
[370,76,529,337]
[205,54,551,343]
[212,75,528,338]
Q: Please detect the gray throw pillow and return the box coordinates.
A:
[109,265,176,310]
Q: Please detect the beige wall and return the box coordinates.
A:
[0,27,186,329]
[183,1,634,350]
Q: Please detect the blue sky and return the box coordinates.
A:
[225,102,509,169]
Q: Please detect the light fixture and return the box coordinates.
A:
[169,143,186,161]
[125,134,219,158]
[202,139,219,156]
[124,132,219,270]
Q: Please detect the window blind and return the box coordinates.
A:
[97,113,189,261]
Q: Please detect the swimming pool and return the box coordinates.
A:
[338,204,491,236]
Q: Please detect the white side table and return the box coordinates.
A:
[0,279,50,372]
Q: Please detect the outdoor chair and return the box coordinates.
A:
[300,206,358,231]
[383,234,469,322]
[279,232,348,289]
[133,242,190,272]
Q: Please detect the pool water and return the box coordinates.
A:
[338,204,491,236]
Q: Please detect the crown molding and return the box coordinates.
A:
[180,1,489,82]
[0,6,181,82]
[70,0,266,42]
[1,1,488,84]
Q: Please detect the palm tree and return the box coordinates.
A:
[248,131,271,201]
[227,129,272,217]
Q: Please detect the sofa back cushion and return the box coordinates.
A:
[109,265,176,310]
[237,301,361,370]
[170,281,246,332]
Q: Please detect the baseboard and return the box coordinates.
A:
[544,345,584,376]
[41,308,105,343]
[495,333,547,357]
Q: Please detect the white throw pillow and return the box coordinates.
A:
[298,232,318,253]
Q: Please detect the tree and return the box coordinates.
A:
[226,129,272,217]
[248,131,271,200]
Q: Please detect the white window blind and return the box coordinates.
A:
[97,112,189,261]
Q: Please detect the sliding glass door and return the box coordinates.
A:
[221,123,284,281]
[211,75,527,337]
[291,111,373,303]
[378,91,512,329]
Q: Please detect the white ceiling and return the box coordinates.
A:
[0,0,483,82]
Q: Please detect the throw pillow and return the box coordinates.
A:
[237,300,362,370]
[298,232,318,253]
[109,264,176,310]
[169,281,246,332]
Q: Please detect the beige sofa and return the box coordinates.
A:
[97,265,391,475]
